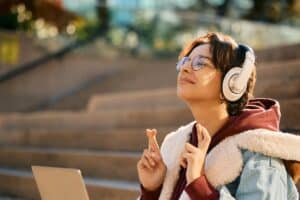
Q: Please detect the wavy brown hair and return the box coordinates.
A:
[179,32,256,116]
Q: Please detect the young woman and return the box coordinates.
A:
[137,32,300,200]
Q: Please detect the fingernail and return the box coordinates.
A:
[146,129,152,137]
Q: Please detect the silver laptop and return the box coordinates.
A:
[32,166,90,200]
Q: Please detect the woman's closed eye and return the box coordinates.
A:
[193,60,211,69]
[195,61,208,66]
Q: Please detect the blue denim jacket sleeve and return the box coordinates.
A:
[218,150,299,200]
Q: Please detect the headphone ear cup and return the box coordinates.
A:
[222,67,247,102]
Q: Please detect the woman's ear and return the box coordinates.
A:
[219,93,225,104]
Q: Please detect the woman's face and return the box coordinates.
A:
[177,44,222,104]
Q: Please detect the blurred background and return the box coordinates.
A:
[0,0,299,199]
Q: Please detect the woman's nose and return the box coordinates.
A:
[182,62,192,73]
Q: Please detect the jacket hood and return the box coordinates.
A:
[241,98,281,131]
[208,98,281,152]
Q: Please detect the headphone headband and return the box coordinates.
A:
[238,44,254,54]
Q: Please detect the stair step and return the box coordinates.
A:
[87,87,183,112]
[0,168,38,200]
[0,127,173,151]
[255,79,300,99]
[257,59,300,80]
[0,167,139,200]
[87,78,299,112]
[0,98,299,131]
[0,146,140,181]
[256,43,300,61]
[0,108,193,131]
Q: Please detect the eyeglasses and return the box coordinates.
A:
[176,55,213,72]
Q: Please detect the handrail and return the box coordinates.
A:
[0,30,101,83]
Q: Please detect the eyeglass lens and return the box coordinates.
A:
[176,56,209,72]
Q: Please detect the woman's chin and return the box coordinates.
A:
[177,87,194,101]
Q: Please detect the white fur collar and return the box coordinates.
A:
[158,121,300,200]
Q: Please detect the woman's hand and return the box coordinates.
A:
[137,129,167,191]
[180,124,211,185]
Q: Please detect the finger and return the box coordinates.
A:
[182,152,193,162]
[202,126,211,142]
[199,126,211,150]
[138,159,149,170]
[147,129,160,152]
[144,151,156,167]
[141,150,154,169]
[196,124,211,149]
[141,157,153,170]
[185,143,198,153]
[196,124,204,144]
[149,151,162,164]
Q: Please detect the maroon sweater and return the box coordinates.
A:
[140,98,280,200]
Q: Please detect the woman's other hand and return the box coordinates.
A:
[137,129,167,191]
[180,124,211,185]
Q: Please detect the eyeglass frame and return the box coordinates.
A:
[176,55,214,72]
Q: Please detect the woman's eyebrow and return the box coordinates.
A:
[198,55,212,60]
[188,55,212,60]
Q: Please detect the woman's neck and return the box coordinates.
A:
[187,100,229,137]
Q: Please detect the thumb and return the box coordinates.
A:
[147,129,160,152]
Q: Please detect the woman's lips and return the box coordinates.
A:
[179,77,196,84]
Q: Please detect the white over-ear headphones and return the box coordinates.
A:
[222,44,255,102]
